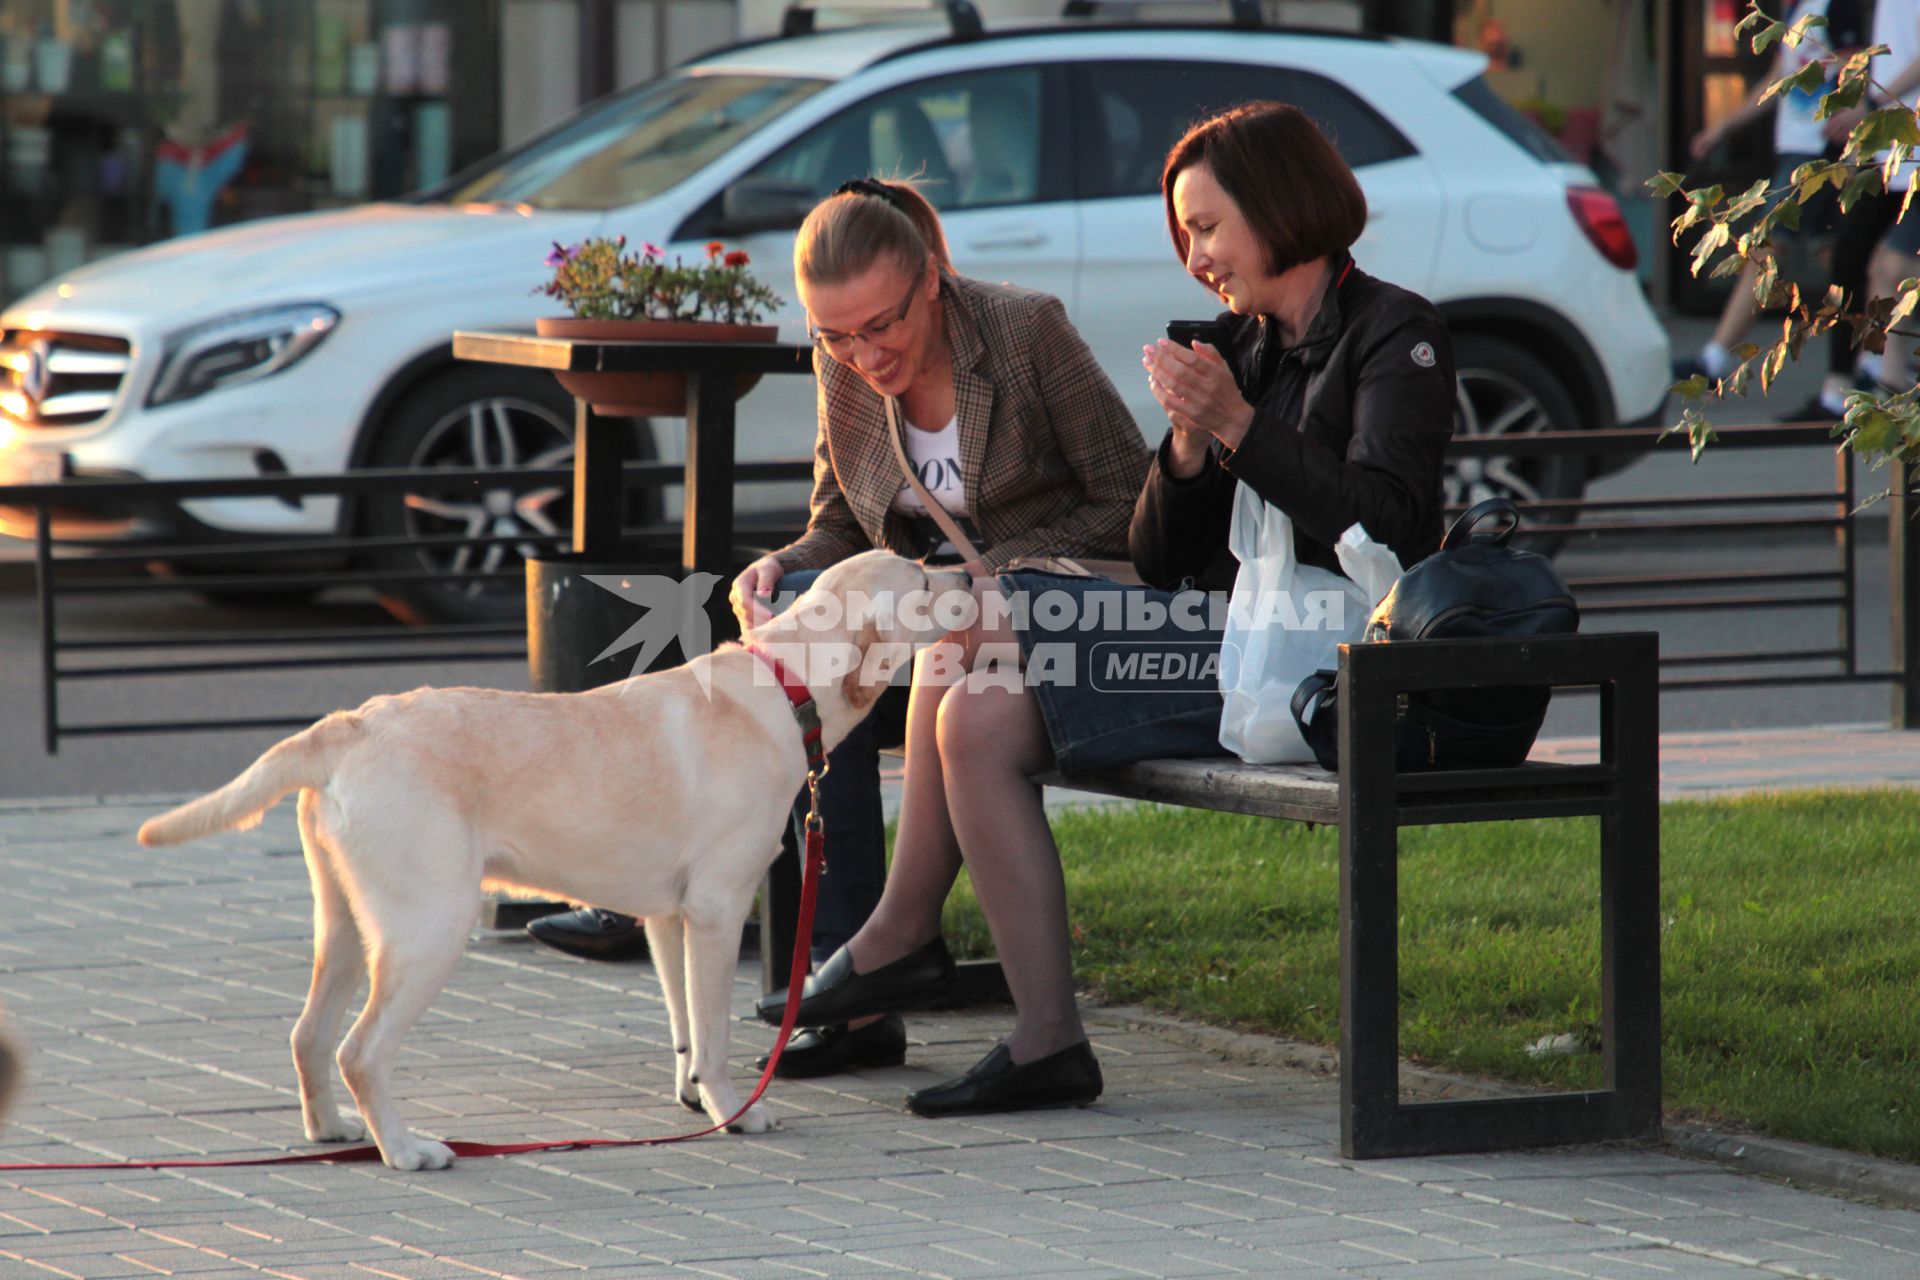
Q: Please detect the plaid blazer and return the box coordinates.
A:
[774,273,1151,573]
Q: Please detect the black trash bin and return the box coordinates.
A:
[525,553,733,693]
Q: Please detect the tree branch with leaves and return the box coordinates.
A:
[1654,1,1920,486]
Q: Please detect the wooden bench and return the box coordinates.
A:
[765,631,1661,1160]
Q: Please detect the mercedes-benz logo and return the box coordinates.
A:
[20,339,51,408]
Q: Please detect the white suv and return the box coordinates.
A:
[0,14,1667,622]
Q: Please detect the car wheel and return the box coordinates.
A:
[362,368,658,626]
[1448,334,1586,550]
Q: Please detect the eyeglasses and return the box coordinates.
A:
[807,275,921,359]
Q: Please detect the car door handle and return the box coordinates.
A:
[966,230,1048,250]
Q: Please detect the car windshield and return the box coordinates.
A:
[429,73,827,210]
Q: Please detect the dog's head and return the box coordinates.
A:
[753,551,977,715]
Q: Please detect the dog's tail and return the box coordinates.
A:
[138,712,357,848]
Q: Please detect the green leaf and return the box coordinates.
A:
[1671,373,1710,401]
[1687,409,1719,462]
[1726,176,1772,223]
[1816,79,1867,120]
[1758,193,1803,242]
[1755,250,1781,303]
[1835,48,1877,96]
[1735,5,1769,37]
[1727,357,1755,399]
[1752,18,1787,53]
[1690,221,1732,278]
[1646,170,1688,198]
[1848,407,1902,456]
[1760,341,1790,395]
[1840,165,1883,213]
[1888,279,1920,332]
[1782,10,1826,47]
[1847,106,1920,163]
[1761,59,1827,106]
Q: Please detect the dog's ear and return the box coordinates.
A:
[839,621,892,712]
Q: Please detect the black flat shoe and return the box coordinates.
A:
[755,1014,908,1078]
[907,1041,1102,1117]
[527,907,649,961]
[755,937,957,1026]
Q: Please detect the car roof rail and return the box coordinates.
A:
[1060,0,1264,28]
[780,0,984,40]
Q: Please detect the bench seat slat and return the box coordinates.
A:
[1041,758,1340,825]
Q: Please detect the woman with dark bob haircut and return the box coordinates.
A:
[1135,100,1454,585]
[760,104,1455,1119]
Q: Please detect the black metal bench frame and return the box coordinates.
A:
[766,631,1661,1159]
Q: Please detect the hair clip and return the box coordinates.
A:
[833,177,907,210]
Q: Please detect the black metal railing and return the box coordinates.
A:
[1464,422,1915,723]
[4,458,810,751]
[2,421,1916,751]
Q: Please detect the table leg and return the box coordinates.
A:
[682,370,737,577]
[572,400,626,557]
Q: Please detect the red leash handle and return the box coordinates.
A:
[0,830,827,1173]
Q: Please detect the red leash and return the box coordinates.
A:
[0,647,833,1174]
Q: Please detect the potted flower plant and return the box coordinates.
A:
[533,236,784,416]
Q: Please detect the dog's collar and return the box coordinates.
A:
[744,643,826,774]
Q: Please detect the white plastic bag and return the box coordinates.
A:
[1216,482,1401,764]
[1334,519,1404,615]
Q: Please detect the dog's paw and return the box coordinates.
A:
[306,1112,366,1144]
[383,1138,456,1172]
[723,1103,773,1135]
[679,1088,704,1113]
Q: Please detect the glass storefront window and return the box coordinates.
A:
[0,0,500,307]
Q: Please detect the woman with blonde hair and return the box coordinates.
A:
[716,177,1148,1082]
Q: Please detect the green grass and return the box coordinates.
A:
[934,789,1920,1162]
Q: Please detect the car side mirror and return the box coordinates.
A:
[719,178,818,234]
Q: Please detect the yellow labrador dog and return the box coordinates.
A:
[140,551,972,1170]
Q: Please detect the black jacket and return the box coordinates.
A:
[1128,255,1454,592]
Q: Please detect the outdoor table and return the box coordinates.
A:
[450,331,814,578]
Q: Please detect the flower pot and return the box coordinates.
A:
[534,316,778,417]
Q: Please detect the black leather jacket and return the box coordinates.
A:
[1128,254,1454,592]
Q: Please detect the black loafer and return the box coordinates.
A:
[755,1014,908,1078]
[527,907,649,961]
[907,1041,1102,1117]
[755,937,957,1026]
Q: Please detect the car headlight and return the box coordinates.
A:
[146,303,340,408]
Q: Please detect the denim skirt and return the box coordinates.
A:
[996,570,1231,774]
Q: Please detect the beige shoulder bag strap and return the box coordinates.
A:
[883,396,1143,585]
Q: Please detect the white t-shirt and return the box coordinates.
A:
[890,415,969,517]
[1872,0,1920,190]
[1775,0,1836,156]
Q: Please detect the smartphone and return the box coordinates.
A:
[1165,319,1235,351]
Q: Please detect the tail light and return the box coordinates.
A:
[1566,186,1638,271]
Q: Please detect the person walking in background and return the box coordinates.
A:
[1851,0,1920,402]
[1780,0,1920,419]
[1677,0,1864,397]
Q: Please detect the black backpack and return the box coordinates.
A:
[1290,498,1579,772]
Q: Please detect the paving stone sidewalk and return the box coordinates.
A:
[2,787,1918,1280]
